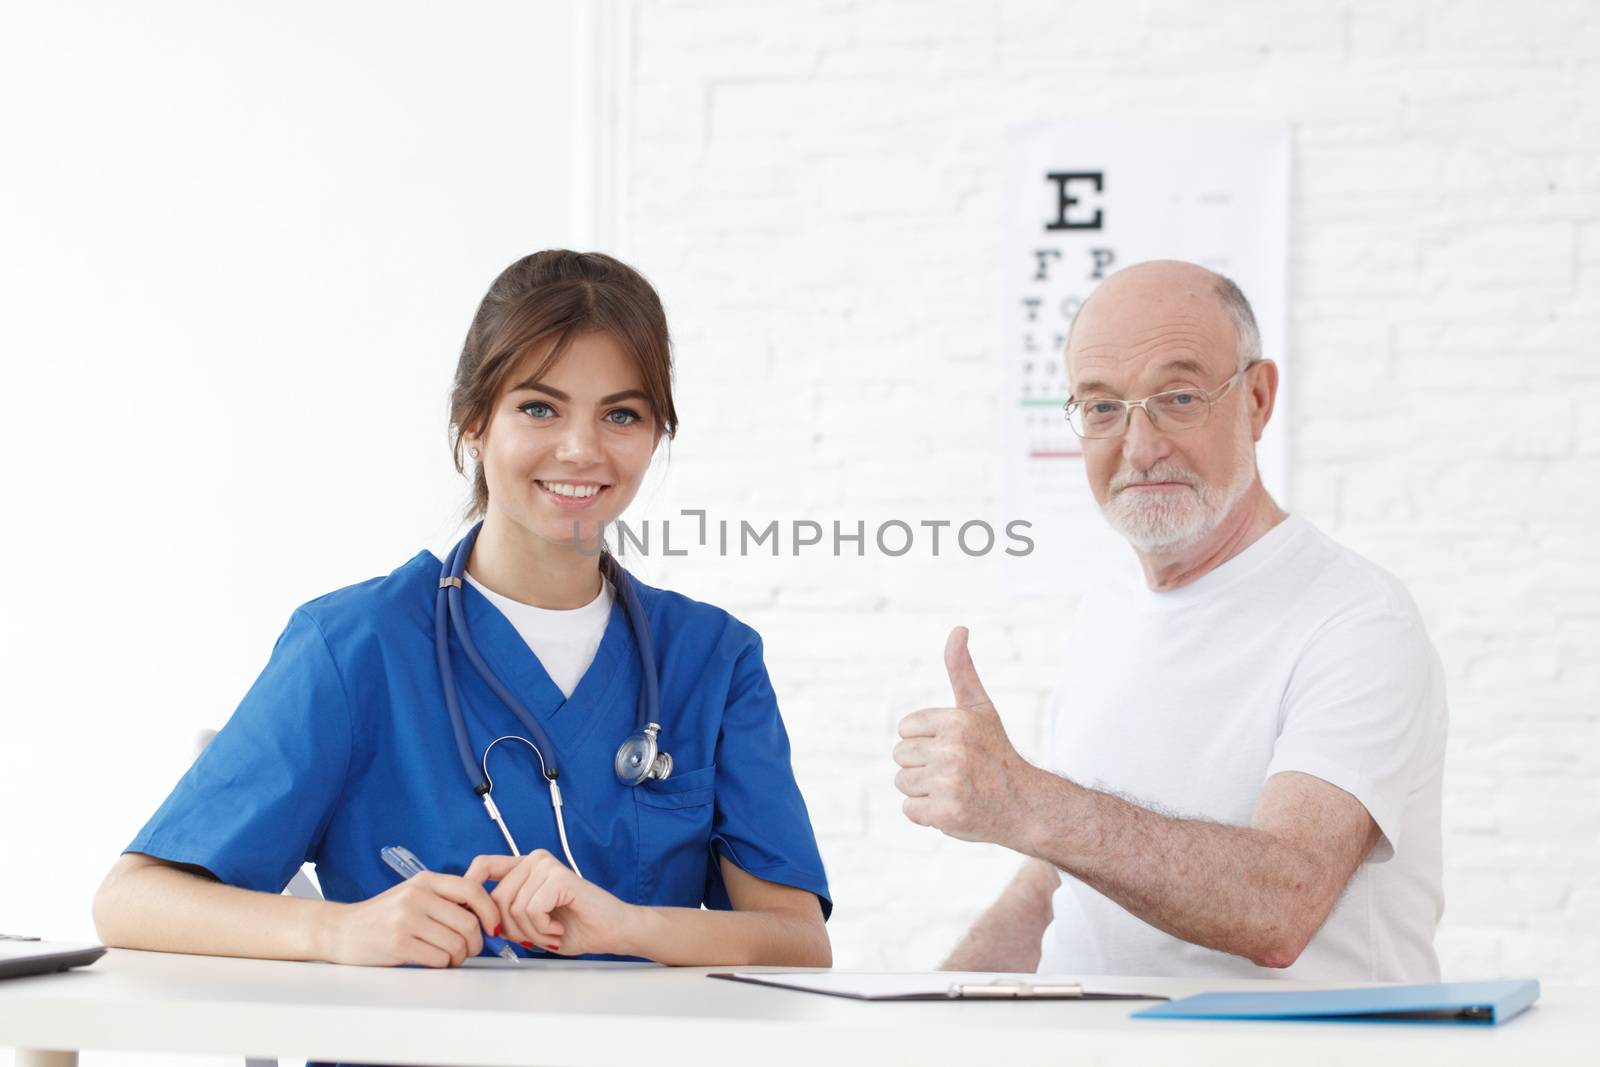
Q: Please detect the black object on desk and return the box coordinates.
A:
[0,934,107,980]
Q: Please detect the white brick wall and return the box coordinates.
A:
[615,0,1600,980]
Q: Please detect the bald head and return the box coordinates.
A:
[1066,260,1260,395]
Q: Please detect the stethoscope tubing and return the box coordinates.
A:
[435,521,664,877]
[442,526,562,776]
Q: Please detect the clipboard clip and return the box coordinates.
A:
[946,980,1086,999]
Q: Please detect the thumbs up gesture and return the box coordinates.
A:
[893,627,1041,846]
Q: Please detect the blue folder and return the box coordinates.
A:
[1134,980,1539,1026]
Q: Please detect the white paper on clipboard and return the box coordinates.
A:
[711,971,1168,1001]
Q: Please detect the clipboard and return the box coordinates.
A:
[709,971,1169,1002]
[1133,979,1541,1025]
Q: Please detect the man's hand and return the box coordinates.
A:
[465,850,635,957]
[893,626,1041,845]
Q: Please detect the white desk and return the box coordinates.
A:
[0,950,1586,1066]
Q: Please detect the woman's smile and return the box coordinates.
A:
[535,479,611,510]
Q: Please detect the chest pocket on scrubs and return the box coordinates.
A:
[634,764,716,906]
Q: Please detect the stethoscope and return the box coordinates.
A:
[436,521,672,877]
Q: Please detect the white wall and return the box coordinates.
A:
[0,0,586,977]
[612,0,1600,982]
[1,8,1597,1064]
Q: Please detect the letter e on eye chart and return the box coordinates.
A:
[999,120,1291,595]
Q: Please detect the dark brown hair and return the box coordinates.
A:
[449,251,678,518]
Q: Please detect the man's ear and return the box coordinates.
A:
[1247,360,1278,442]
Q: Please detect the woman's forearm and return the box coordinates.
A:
[97,853,832,969]
[93,853,337,961]
[616,903,831,967]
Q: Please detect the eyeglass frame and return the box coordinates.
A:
[1062,360,1261,440]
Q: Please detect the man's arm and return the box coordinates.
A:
[895,627,1383,970]
[1009,770,1380,968]
[939,858,1060,972]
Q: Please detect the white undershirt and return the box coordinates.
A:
[463,572,614,699]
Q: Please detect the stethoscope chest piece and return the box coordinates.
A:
[615,722,672,786]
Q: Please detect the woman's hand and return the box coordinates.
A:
[465,850,635,957]
[323,872,499,968]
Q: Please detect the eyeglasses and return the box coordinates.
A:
[1063,363,1255,439]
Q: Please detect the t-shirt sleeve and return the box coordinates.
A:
[1265,608,1442,862]
[706,634,833,919]
[125,608,354,892]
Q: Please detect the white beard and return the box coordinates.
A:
[1099,415,1258,553]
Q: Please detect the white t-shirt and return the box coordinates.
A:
[1035,514,1447,983]
[464,572,614,699]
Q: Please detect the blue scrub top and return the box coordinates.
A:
[128,550,832,938]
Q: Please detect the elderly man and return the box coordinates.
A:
[894,260,1446,981]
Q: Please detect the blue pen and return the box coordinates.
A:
[380,845,520,961]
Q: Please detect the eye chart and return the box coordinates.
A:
[1001,120,1290,594]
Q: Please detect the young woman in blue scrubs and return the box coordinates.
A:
[93,251,832,969]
